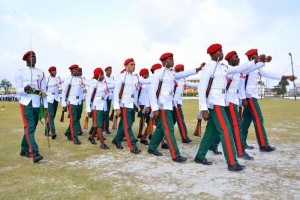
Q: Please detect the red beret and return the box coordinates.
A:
[139,68,149,76]
[120,68,126,73]
[151,63,162,71]
[124,58,134,66]
[174,64,184,71]
[207,43,222,54]
[48,66,56,72]
[159,52,173,61]
[225,51,237,61]
[105,66,112,71]
[69,64,79,69]
[245,49,258,56]
[94,68,103,78]
[22,51,35,60]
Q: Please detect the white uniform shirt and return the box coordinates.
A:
[137,77,150,107]
[114,72,151,109]
[245,68,282,98]
[149,67,197,111]
[105,76,115,100]
[198,60,264,111]
[46,75,62,103]
[86,79,111,112]
[61,76,85,107]
[15,66,48,108]
[225,62,265,106]
[173,78,198,105]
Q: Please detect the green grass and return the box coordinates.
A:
[0,98,299,199]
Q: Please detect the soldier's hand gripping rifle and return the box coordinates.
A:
[60,76,73,122]
[194,57,220,136]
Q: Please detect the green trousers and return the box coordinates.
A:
[65,104,81,140]
[195,105,238,166]
[103,99,111,131]
[242,98,269,148]
[112,107,137,151]
[20,102,40,157]
[172,104,189,140]
[46,100,58,134]
[148,109,180,159]
[78,103,83,133]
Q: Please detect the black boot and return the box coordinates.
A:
[260,146,276,152]
[88,137,97,145]
[228,163,246,172]
[33,154,43,163]
[74,138,81,145]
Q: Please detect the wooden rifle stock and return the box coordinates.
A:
[112,116,118,130]
[60,110,64,122]
[83,116,89,129]
[193,118,202,137]
[109,109,114,121]
[61,79,72,122]
[119,82,125,100]
[238,106,243,120]
[146,118,153,133]
[156,80,163,99]
[205,77,214,98]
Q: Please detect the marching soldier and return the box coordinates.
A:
[15,51,48,163]
[148,52,203,162]
[112,58,151,154]
[195,44,271,171]
[173,64,199,143]
[62,64,85,144]
[77,67,88,136]
[137,68,151,145]
[103,66,114,134]
[86,68,111,149]
[242,49,297,151]
[46,66,62,139]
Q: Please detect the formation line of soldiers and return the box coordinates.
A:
[16,44,296,171]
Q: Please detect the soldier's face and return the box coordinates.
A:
[27,52,36,67]
[249,53,258,61]
[165,57,174,68]
[143,74,149,79]
[212,49,224,61]
[230,54,240,66]
[99,73,105,81]
[50,70,57,76]
[126,62,135,73]
[106,68,112,76]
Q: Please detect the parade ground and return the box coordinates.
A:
[0,99,299,200]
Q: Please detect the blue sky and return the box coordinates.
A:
[0,0,299,88]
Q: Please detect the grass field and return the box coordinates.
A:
[0,99,299,200]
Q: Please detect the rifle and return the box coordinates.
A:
[195,58,219,135]
[109,109,114,121]
[112,116,118,130]
[206,57,220,98]
[83,115,89,129]
[193,118,202,137]
[146,117,153,133]
[238,106,243,120]
[60,76,73,122]
[156,64,167,99]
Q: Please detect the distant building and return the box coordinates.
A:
[288,83,300,96]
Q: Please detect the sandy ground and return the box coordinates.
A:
[67,141,300,200]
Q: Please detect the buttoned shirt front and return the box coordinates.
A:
[46,75,62,103]
[149,67,197,111]
[86,79,110,112]
[105,76,115,100]
[61,76,85,107]
[114,72,151,109]
[15,66,48,108]
[199,60,264,111]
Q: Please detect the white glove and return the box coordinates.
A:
[197,111,203,119]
